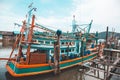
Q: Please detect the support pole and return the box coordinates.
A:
[104,65,106,79]
[17,21,26,61]
[54,30,62,74]
[26,15,35,64]
[105,27,109,48]
[97,64,100,78]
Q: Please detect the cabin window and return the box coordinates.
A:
[45,41,50,44]
[61,50,64,53]
[65,49,68,52]
[51,50,54,54]
[51,41,54,44]
[61,42,64,45]
[72,49,74,52]
[69,49,71,52]
[39,41,44,44]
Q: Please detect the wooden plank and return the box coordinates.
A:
[29,53,46,64]
[110,58,120,69]
[104,48,120,53]
[0,58,15,60]
[85,73,104,80]
[83,64,120,76]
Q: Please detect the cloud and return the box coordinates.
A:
[72,0,120,32]
[36,16,72,32]
[40,0,53,3]
[0,0,120,33]
[0,4,25,31]
[0,14,25,31]
[0,0,31,31]
[0,0,73,32]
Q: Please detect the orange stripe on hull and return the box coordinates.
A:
[6,54,97,77]
[14,61,49,68]
[6,64,53,77]
[11,53,97,69]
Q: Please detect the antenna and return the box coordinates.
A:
[73,15,75,20]
[25,3,37,40]
[72,15,77,33]
[28,2,33,8]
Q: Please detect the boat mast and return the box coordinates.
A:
[18,20,26,58]
[85,20,93,40]
[26,14,35,64]
[72,15,77,33]
[25,3,36,64]
[25,3,36,41]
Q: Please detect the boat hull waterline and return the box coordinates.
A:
[6,53,97,77]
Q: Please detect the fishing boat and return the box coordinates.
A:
[6,5,98,77]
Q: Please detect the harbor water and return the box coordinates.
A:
[0,42,119,80]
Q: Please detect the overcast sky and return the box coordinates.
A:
[0,0,120,33]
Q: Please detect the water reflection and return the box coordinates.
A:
[5,67,80,80]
